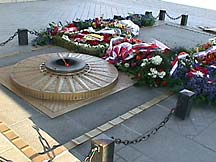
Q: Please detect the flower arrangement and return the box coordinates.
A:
[34,13,156,48]
[170,39,216,103]
[103,37,171,87]
[135,53,170,87]
[41,16,142,55]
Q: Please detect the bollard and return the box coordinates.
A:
[18,28,28,45]
[113,15,124,20]
[180,14,188,26]
[159,9,166,21]
[175,89,195,120]
[91,138,115,162]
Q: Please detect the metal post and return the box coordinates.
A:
[91,138,115,162]
[113,15,123,20]
[180,14,188,26]
[175,89,195,120]
[159,10,166,21]
[17,28,28,45]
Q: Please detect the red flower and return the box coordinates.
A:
[159,68,165,72]
[136,39,142,43]
[147,55,152,59]
[195,67,208,75]
[68,23,76,27]
[103,34,111,43]
[114,40,122,46]
[163,48,171,54]
[136,55,142,61]
[187,71,194,79]
[136,73,142,80]
[130,38,136,44]
[131,62,137,67]
[205,53,216,64]
[161,81,167,87]
[123,38,129,42]
[74,33,84,39]
[95,17,101,28]
[50,26,59,36]
[155,80,161,86]
[135,50,140,55]
[62,26,78,33]
[202,43,212,50]
[81,31,90,34]
[87,40,100,46]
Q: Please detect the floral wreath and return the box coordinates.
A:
[170,40,216,103]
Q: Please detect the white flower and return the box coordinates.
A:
[116,63,121,66]
[151,55,163,65]
[124,63,130,68]
[141,62,146,67]
[209,37,216,45]
[61,35,70,42]
[148,68,158,78]
[99,44,105,48]
[150,68,158,75]
[105,43,109,47]
[141,59,149,67]
[158,71,166,78]
[152,74,157,78]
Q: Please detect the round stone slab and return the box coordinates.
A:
[10,53,118,101]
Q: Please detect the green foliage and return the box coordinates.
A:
[73,20,92,30]
[32,31,51,46]
[53,36,108,56]
[127,14,156,27]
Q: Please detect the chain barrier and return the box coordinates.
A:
[28,30,40,36]
[34,124,99,162]
[32,125,61,161]
[0,31,18,47]
[0,29,40,47]
[0,156,13,162]
[165,12,182,20]
[111,108,176,145]
[84,147,98,162]
[153,13,159,20]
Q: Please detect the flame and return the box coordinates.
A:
[57,53,70,67]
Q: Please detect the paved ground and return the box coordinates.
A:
[0,0,216,162]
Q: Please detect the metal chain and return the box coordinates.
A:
[0,32,18,47]
[32,125,61,156]
[0,29,39,47]
[84,147,98,162]
[165,12,182,20]
[111,108,176,145]
[153,13,159,20]
[0,156,13,162]
[28,30,40,36]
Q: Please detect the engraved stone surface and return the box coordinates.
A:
[10,52,118,101]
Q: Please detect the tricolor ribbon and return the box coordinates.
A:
[193,46,216,57]
[170,52,189,76]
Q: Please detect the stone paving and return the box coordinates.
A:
[0,129,31,162]
[0,0,216,162]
